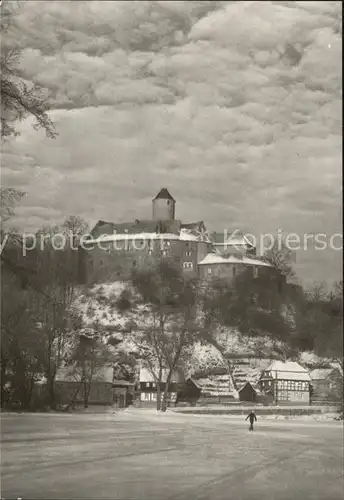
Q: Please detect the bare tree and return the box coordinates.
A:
[1,215,88,409]
[67,328,113,409]
[0,187,25,228]
[1,272,46,409]
[131,260,198,411]
[265,237,295,280]
[1,3,57,138]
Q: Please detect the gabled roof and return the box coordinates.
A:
[268,361,308,373]
[188,377,201,390]
[198,253,232,265]
[181,221,205,232]
[198,253,272,267]
[187,374,236,397]
[238,381,263,395]
[139,367,183,383]
[153,188,175,202]
[211,230,255,247]
[90,219,181,237]
[263,361,311,381]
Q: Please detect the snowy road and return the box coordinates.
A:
[1,410,343,500]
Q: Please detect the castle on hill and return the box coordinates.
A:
[78,188,273,284]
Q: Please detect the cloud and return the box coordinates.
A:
[2,1,341,286]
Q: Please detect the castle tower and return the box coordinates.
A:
[152,188,175,221]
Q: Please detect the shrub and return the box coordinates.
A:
[116,290,132,312]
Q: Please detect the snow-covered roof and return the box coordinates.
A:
[179,230,202,242]
[198,253,231,265]
[189,376,236,397]
[268,361,308,372]
[180,227,212,243]
[198,253,272,267]
[233,359,273,386]
[241,256,272,267]
[85,232,180,244]
[85,230,211,245]
[139,367,182,383]
[310,368,338,380]
[263,361,311,381]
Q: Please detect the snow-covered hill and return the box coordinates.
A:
[72,282,340,383]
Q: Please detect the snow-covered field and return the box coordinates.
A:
[1,411,343,500]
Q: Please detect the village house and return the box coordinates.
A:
[179,367,237,405]
[238,381,264,403]
[259,361,311,405]
[137,367,183,407]
[54,366,114,407]
[309,367,343,405]
[112,379,135,408]
[197,253,273,281]
[54,366,135,408]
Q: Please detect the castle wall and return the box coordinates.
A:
[80,237,193,284]
[196,242,213,265]
[199,262,247,281]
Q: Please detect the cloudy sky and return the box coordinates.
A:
[1,1,342,287]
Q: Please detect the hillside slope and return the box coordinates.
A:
[73,282,340,386]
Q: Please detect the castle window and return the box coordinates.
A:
[183,262,193,269]
[186,250,192,256]
[232,266,236,277]
[207,267,212,275]
[100,260,103,267]
[253,267,259,278]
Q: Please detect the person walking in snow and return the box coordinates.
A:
[245,410,257,431]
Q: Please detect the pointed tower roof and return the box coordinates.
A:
[153,188,175,202]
